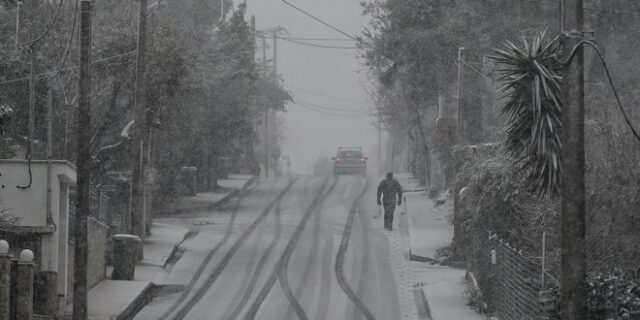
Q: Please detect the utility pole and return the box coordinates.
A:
[220,0,225,22]
[271,32,278,176]
[73,1,92,319]
[378,119,382,174]
[251,16,256,51]
[560,0,586,319]
[15,1,21,52]
[28,45,36,160]
[131,0,148,239]
[456,47,465,145]
[262,34,269,178]
[272,32,278,83]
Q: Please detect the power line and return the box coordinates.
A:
[0,50,137,86]
[279,0,358,41]
[579,40,640,143]
[284,84,367,104]
[279,37,359,50]
[294,99,367,114]
[283,37,356,42]
[50,0,79,79]
[293,102,368,117]
[22,0,66,47]
[517,0,640,16]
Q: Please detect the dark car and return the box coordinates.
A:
[332,147,367,176]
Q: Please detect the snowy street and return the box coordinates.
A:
[135,176,413,320]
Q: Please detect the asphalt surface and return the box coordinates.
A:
[135,175,402,320]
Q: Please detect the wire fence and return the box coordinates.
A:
[471,228,640,320]
[68,185,111,241]
[470,229,559,320]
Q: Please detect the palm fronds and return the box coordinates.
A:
[489,30,562,195]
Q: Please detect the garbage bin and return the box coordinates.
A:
[179,167,198,196]
[111,234,141,280]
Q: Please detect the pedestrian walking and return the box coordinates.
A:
[376,172,403,231]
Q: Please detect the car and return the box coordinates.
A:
[332,147,367,176]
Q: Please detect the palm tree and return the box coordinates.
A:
[489,31,563,195]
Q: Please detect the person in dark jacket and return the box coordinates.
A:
[376,172,403,231]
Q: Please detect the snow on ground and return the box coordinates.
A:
[397,173,453,260]
[386,228,420,320]
[413,263,485,320]
[142,223,190,267]
[218,174,253,189]
[63,280,152,320]
[394,173,486,320]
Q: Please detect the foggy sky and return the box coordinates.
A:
[239,0,380,174]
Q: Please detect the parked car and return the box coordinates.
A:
[332,147,367,176]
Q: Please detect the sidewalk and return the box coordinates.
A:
[64,175,255,320]
[64,223,189,320]
[160,174,256,215]
[395,173,484,320]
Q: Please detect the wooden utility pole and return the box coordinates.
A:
[73,1,92,319]
[560,0,586,319]
[262,34,269,178]
[15,1,21,52]
[28,45,36,160]
[251,16,256,51]
[456,47,465,145]
[131,0,148,239]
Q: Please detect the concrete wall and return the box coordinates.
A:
[0,160,76,274]
[62,217,110,308]
[0,160,76,226]
[87,217,108,289]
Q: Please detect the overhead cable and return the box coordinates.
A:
[279,37,359,50]
[0,50,137,86]
[22,0,66,47]
[279,0,358,41]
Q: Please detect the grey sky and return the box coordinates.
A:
[239,0,379,173]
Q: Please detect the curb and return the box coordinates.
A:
[413,285,433,320]
[118,282,155,320]
[401,186,434,320]
[158,176,258,269]
[159,176,259,216]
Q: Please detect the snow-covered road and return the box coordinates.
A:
[135,175,408,320]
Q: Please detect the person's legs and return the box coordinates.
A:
[383,202,395,230]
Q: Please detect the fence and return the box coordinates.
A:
[0,240,57,319]
[471,227,640,320]
[69,185,112,241]
[470,229,558,320]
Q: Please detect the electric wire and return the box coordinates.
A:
[575,41,640,143]
[279,37,359,50]
[294,98,366,113]
[279,0,358,41]
[284,84,367,104]
[293,102,368,117]
[22,0,66,47]
[0,50,137,86]
[50,0,78,79]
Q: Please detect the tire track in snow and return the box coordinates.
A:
[222,198,284,320]
[243,177,336,320]
[167,178,297,320]
[335,179,377,320]
[156,179,263,320]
